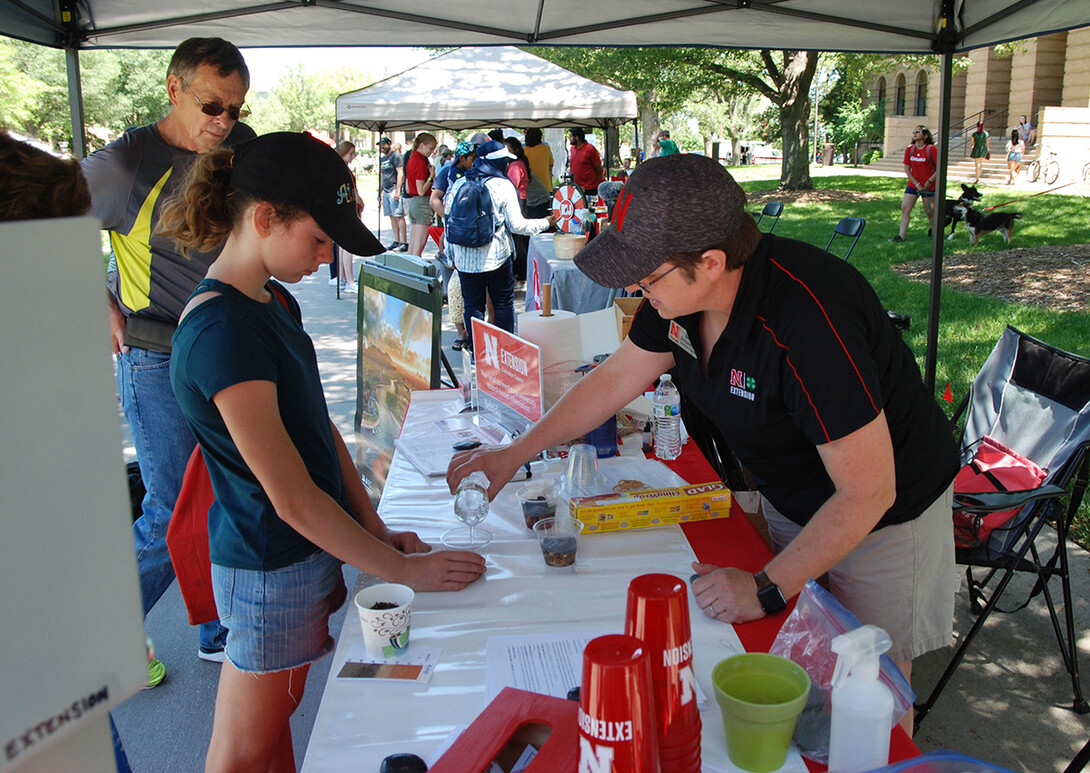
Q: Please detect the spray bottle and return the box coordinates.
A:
[827,624,894,773]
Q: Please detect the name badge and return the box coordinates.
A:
[669,321,697,359]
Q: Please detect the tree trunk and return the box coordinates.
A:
[605,125,621,170]
[639,96,661,161]
[777,51,818,190]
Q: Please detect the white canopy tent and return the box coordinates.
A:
[3,0,1090,386]
[336,46,637,133]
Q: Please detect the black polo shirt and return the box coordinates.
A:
[628,234,957,529]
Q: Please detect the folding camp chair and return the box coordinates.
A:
[596,180,624,222]
[914,326,1090,728]
[754,201,783,232]
[824,217,865,262]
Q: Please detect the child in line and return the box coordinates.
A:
[161,132,486,772]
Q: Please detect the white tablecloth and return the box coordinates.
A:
[302,390,804,773]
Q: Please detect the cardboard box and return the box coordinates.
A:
[613,297,643,339]
[570,481,732,533]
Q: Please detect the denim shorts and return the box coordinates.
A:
[212,550,347,673]
[382,189,404,217]
[905,186,935,198]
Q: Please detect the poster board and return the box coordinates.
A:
[0,218,147,771]
[470,319,545,436]
[354,253,443,501]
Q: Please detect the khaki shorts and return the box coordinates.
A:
[407,194,433,226]
[763,484,955,663]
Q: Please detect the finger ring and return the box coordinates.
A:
[708,603,717,616]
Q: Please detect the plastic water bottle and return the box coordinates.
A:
[652,373,682,460]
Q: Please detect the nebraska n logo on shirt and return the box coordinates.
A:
[730,368,756,401]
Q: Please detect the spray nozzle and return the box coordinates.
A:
[830,624,891,688]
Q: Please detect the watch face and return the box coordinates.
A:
[758,583,787,614]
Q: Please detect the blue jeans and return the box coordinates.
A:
[117,346,227,651]
[460,257,515,346]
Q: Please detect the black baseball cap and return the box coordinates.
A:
[574,154,746,288]
[231,132,383,257]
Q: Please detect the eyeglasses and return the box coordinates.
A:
[184,81,250,121]
[635,263,680,293]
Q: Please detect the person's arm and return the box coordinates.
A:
[213,380,485,591]
[593,149,604,183]
[394,166,404,201]
[498,179,556,235]
[107,293,128,354]
[430,187,446,217]
[447,338,674,499]
[690,410,896,623]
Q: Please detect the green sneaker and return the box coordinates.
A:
[145,656,166,689]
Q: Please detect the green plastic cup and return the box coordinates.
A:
[712,653,811,773]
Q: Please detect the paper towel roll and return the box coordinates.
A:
[518,309,587,408]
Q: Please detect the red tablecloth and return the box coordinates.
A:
[661,444,920,771]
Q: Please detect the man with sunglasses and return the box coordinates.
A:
[449,154,958,732]
[82,37,254,678]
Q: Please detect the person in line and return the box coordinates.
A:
[523,128,556,214]
[892,125,937,242]
[445,140,555,346]
[567,128,603,197]
[448,154,957,735]
[333,140,365,294]
[1006,129,1026,185]
[1017,114,1036,147]
[81,36,255,676]
[162,132,486,772]
[378,137,407,252]
[657,129,679,156]
[431,140,479,350]
[504,136,534,283]
[969,121,990,180]
[405,132,438,257]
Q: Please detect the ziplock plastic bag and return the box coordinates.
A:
[769,579,915,764]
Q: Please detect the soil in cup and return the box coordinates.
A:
[541,535,578,566]
[722,672,804,704]
[370,602,399,610]
[522,496,556,529]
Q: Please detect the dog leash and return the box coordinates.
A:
[981,179,1081,211]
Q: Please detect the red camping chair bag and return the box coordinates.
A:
[953,435,1047,549]
[166,445,218,625]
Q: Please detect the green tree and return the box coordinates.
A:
[262,65,370,137]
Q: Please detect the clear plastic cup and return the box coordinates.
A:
[516,480,557,529]
[532,516,585,570]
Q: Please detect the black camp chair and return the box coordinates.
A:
[914,326,1090,729]
[754,201,783,233]
[824,217,865,262]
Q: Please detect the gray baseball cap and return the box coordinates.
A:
[574,154,746,288]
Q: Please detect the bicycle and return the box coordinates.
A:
[1027,146,1060,185]
[1082,160,1090,186]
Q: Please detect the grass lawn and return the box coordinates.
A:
[728,164,1090,543]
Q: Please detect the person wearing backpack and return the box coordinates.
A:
[445,140,555,348]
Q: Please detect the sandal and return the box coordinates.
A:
[452,338,467,351]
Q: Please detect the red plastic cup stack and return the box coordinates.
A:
[625,573,702,773]
[579,634,661,773]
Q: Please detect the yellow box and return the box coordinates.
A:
[613,297,644,340]
[569,481,732,533]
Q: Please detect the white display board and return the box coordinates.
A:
[0,218,147,771]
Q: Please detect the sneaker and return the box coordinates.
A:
[328,277,338,286]
[145,657,166,689]
[385,241,400,251]
[198,646,226,663]
[342,283,357,294]
[395,243,408,252]
[890,236,905,242]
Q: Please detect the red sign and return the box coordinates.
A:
[471,319,545,423]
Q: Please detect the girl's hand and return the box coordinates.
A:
[382,528,431,555]
[401,550,487,591]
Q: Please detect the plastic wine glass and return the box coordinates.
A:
[442,470,493,549]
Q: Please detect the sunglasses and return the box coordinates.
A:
[184,81,250,121]
[635,263,680,293]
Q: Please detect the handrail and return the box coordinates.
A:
[947,108,1007,159]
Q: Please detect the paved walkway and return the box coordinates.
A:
[112,207,1090,772]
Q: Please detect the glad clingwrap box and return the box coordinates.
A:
[569,481,732,533]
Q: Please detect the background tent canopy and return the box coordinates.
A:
[6,0,1090,54]
[336,47,638,132]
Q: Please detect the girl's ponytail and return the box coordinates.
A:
[158,149,238,257]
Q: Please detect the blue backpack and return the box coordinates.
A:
[445,174,496,248]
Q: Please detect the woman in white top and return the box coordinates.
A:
[1005,129,1025,185]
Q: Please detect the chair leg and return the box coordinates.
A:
[1064,737,1090,773]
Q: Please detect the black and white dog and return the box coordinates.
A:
[931,183,983,240]
[954,203,1022,246]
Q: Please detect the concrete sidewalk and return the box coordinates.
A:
[113,243,1090,772]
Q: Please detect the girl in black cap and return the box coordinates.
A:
[161,132,485,772]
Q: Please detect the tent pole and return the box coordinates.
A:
[65,47,87,159]
[924,2,956,394]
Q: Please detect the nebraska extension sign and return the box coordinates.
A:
[471,319,544,435]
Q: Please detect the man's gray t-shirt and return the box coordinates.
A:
[379,150,402,192]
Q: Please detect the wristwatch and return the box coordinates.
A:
[754,570,787,615]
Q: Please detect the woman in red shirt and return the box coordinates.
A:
[405,132,437,256]
[893,125,937,243]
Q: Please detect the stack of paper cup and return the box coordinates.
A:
[625,573,702,773]
[579,635,661,773]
